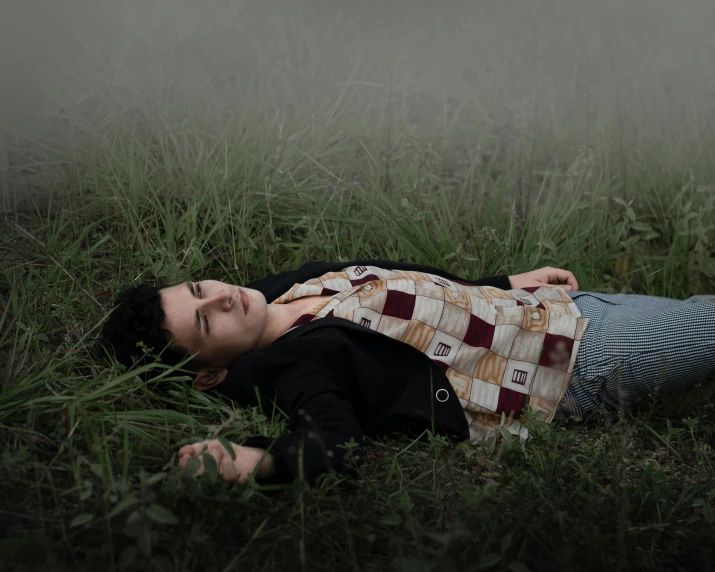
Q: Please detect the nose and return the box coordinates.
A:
[200,289,233,311]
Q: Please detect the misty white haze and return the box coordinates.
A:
[1,0,714,155]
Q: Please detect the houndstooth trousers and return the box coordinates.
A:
[555,292,715,418]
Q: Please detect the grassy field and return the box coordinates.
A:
[2,95,715,571]
[2,3,715,571]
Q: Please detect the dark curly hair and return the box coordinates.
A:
[100,284,201,373]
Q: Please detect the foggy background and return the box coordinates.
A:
[1,0,714,166]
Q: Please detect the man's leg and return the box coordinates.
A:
[559,293,715,417]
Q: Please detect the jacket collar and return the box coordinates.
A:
[275,315,382,342]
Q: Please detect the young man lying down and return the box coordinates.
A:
[100,259,715,485]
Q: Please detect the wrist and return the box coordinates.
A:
[255,450,276,479]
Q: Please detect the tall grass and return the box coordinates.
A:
[1,91,714,571]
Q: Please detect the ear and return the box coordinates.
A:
[193,367,228,391]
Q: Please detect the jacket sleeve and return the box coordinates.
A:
[216,355,363,484]
[246,259,511,303]
[302,259,512,290]
[354,259,512,290]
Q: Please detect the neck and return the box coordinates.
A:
[256,297,321,348]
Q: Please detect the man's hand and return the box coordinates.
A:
[508,267,579,291]
[178,439,275,484]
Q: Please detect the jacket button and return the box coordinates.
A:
[435,388,449,402]
[531,312,540,319]
[364,285,373,291]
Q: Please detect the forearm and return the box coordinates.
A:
[242,419,363,483]
[213,346,365,483]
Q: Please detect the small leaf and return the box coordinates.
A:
[615,255,629,278]
[509,562,531,572]
[89,463,104,478]
[184,456,201,477]
[703,503,714,523]
[201,452,219,482]
[612,197,628,207]
[79,481,93,501]
[379,513,402,526]
[626,207,636,221]
[146,504,179,525]
[630,221,653,232]
[692,498,706,507]
[89,234,111,253]
[146,472,167,486]
[125,509,142,528]
[643,231,661,241]
[443,252,456,261]
[108,495,139,519]
[70,513,94,528]
[217,437,236,461]
[401,198,412,209]
[501,533,512,552]
[540,238,557,252]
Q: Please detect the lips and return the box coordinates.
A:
[240,289,248,314]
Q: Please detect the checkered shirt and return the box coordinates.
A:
[272,265,589,440]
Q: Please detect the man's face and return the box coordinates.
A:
[160,280,268,367]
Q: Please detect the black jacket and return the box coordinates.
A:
[215,260,511,483]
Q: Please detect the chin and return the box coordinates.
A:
[250,289,268,312]
[252,288,266,303]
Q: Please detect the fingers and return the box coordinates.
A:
[511,267,580,292]
[219,450,239,481]
[178,442,203,458]
[552,268,578,291]
[178,440,220,476]
[178,442,207,470]
[178,439,247,483]
[540,267,579,291]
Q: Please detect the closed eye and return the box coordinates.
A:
[203,315,210,335]
[196,282,203,298]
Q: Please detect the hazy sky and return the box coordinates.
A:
[1,0,714,141]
